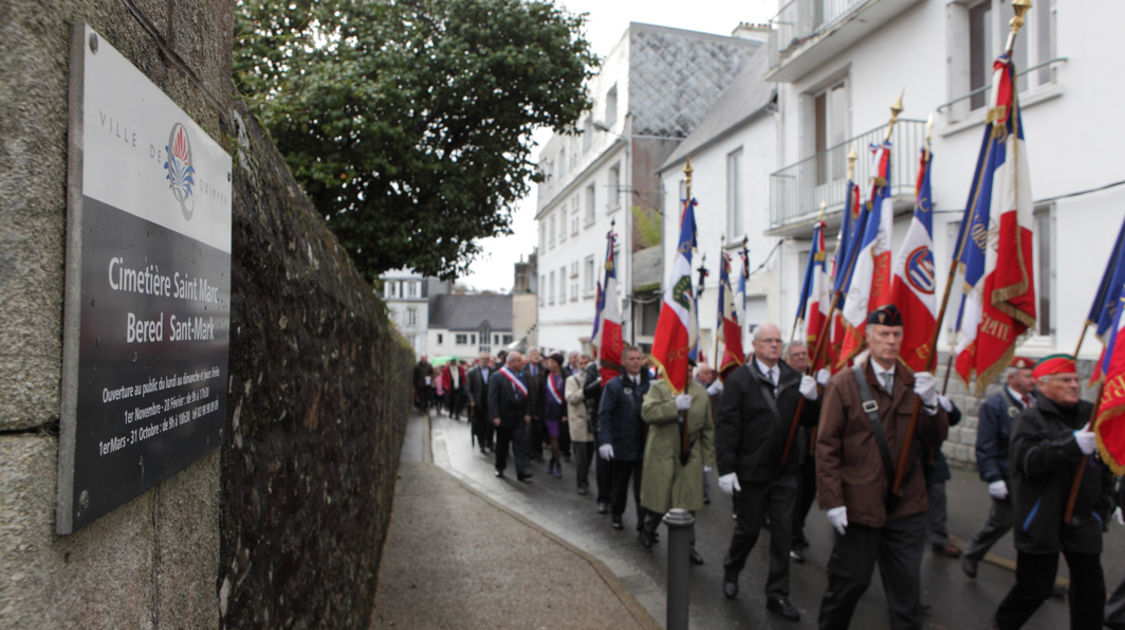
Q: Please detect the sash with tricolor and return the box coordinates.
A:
[500,366,527,397]
[547,373,564,405]
[717,252,744,380]
[953,52,1036,394]
[889,147,937,371]
[651,198,700,394]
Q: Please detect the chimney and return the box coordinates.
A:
[731,21,770,44]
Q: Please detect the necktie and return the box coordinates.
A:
[769,367,777,387]
[1022,394,1032,408]
[883,372,893,393]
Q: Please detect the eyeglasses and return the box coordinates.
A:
[757,338,783,344]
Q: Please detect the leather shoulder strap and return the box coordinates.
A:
[851,364,896,482]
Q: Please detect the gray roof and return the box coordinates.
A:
[660,49,776,172]
[428,294,512,331]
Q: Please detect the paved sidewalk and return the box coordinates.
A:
[370,414,659,629]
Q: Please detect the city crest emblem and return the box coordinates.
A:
[164,122,196,220]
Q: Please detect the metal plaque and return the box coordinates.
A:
[58,25,232,534]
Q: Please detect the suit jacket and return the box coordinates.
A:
[715,357,818,484]
[522,363,548,419]
[467,365,493,412]
[815,357,948,528]
[488,368,529,429]
[597,371,651,461]
[976,388,1026,483]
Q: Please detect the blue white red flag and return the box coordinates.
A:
[795,221,830,370]
[718,252,744,379]
[589,280,604,353]
[598,230,624,383]
[1093,274,1125,474]
[651,198,700,393]
[953,53,1036,394]
[1088,217,1125,383]
[890,148,937,371]
[839,142,894,367]
[829,179,862,371]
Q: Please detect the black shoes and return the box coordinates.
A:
[722,576,739,599]
[766,596,800,622]
[517,472,532,482]
[638,529,655,548]
[789,548,806,564]
[689,548,704,565]
[577,486,589,496]
[597,501,609,514]
[611,516,624,530]
[932,543,962,558]
[494,469,504,478]
[961,555,979,578]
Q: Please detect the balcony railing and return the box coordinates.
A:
[768,0,865,68]
[769,118,927,230]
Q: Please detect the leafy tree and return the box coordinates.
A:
[234,0,596,281]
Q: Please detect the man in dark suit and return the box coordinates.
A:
[597,345,650,532]
[412,354,432,413]
[522,348,548,463]
[716,323,820,622]
[467,352,495,454]
[961,356,1036,578]
[489,351,532,481]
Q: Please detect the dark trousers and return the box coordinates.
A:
[573,440,594,490]
[818,511,926,630]
[995,549,1105,629]
[471,404,493,450]
[925,481,952,546]
[963,497,1013,561]
[610,459,644,529]
[559,426,572,457]
[1106,570,1125,630]
[792,459,817,548]
[494,422,529,476]
[596,450,612,504]
[528,415,545,460]
[723,473,797,598]
[448,388,464,418]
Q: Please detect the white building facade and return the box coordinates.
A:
[379,268,449,358]
[533,22,763,355]
[426,294,514,360]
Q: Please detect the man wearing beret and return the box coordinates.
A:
[992,354,1114,629]
[960,356,1036,578]
[815,304,949,630]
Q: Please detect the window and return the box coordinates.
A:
[1034,204,1054,337]
[607,163,621,211]
[549,213,556,248]
[559,265,567,302]
[471,334,476,344]
[540,275,547,306]
[456,333,468,345]
[494,335,499,345]
[437,333,443,345]
[559,147,567,178]
[502,334,513,344]
[571,197,580,235]
[406,307,417,326]
[582,116,592,152]
[570,261,579,301]
[549,270,556,304]
[605,84,618,127]
[540,221,547,253]
[726,148,743,238]
[560,210,567,243]
[584,255,596,295]
[585,183,596,225]
[968,1,992,111]
[812,81,847,186]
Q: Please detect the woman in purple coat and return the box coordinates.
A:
[543,353,569,478]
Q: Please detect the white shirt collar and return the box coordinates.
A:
[869,358,895,381]
[754,357,778,379]
[1007,386,1029,406]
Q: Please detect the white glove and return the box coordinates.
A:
[599,444,615,461]
[718,472,741,496]
[913,371,937,407]
[988,480,1009,500]
[827,506,848,536]
[1073,429,1097,456]
[675,393,692,411]
[937,394,953,413]
[816,368,831,386]
[707,380,724,396]
[799,375,818,400]
[1114,507,1124,526]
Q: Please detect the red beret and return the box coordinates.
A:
[1011,356,1035,370]
[1032,354,1077,380]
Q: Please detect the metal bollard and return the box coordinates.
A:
[663,508,695,630]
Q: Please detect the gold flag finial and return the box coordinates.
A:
[847,144,858,180]
[1006,0,1032,53]
[684,155,694,199]
[884,88,905,142]
[817,201,827,222]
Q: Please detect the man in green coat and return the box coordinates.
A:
[640,375,716,563]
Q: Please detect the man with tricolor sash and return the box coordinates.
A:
[993,354,1113,629]
[488,351,533,482]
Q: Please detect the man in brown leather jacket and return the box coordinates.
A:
[815,304,949,630]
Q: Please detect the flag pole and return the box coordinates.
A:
[680,156,693,464]
[716,235,726,365]
[1064,383,1103,523]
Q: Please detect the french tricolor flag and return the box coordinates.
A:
[890,148,937,371]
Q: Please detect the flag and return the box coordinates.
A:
[717,253,744,379]
[1087,218,1125,383]
[1094,276,1125,474]
[889,148,938,371]
[736,245,749,330]
[839,141,894,367]
[829,179,862,371]
[953,53,1036,394]
[651,198,700,393]
[598,229,624,383]
[589,280,604,353]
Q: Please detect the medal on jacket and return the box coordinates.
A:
[500,367,527,398]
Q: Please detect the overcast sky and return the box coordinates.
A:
[459,0,776,293]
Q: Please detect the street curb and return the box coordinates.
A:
[421,450,662,630]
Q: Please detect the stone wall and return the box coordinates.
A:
[0,1,412,628]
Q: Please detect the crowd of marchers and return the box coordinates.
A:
[410,304,1125,630]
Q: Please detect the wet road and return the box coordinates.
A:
[429,411,1122,628]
